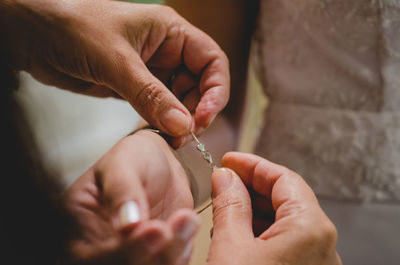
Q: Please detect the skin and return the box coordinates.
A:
[208,153,342,265]
[1,0,343,263]
[0,0,226,263]
[64,131,198,265]
[165,2,343,263]
[1,0,230,146]
[165,0,257,127]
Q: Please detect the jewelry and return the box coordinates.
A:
[190,132,218,172]
[190,131,216,214]
[130,127,215,214]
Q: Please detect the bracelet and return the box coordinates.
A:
[128,126,213,213]
[128,125,161,136]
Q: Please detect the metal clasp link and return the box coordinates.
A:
[190,132,218,172]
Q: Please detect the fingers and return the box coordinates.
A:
[94,130,193,231]
[167,209,200,264]
[144,23,185,69]
[146,11,230,132]
[182,27,230,131]
[221,152,318,211]
[211,168,253,241]
[175,241,194,265]
[93,140,152,231]
[101,17,228,137]
[221,152,335,243]
[106,45,192,137]
[124,220,174,265]
[124,209,199,265]
[97,172,148,232]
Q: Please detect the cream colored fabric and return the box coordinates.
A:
[16,72,140,188]
[252,1,400,264]
[254,0,400,202]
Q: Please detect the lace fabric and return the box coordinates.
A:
[254,0,400,202]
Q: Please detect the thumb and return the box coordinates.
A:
[93,150,150,232]
[99,169,149,232]
[108,50,192,137]
[211,168,253,240]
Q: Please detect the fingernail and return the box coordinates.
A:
[161,108,191,136]
[212,168,234,196]
[117,201,140,229]
[181,243,193,260]
[196,127,205,136]
[206,113,217,128]
[144,231,164,254]
[177,215,200,241]
[177,134,192,149]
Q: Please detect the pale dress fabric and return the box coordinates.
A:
[253,0,400,264]
[16,72,141,188]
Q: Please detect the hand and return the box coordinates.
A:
[207,152,342,265]
[2,0,230,144]
[63,131,199,265]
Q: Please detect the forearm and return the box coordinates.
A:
[165,0,259,125]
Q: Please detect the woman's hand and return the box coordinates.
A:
[208,152,342,265]
[63,131,199,265]
[2,0,229,145]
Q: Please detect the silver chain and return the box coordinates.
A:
[190,132,218,172]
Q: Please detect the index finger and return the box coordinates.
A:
[221,152,318,212]
[182,26,230,130]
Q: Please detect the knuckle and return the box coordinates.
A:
[134,82,166,116]
[149,4,177,17]
[320,220,338,247]
[221,50,229,66]
[212,195,245,221]
[302,218,338,252]
[160,5,177,16]
[267,160,291,176]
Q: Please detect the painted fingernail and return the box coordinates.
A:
[177,216,200,241]
[161,108,191,136]
[118,201,140,228]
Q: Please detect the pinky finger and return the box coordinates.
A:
[166,209,200,264]
[124,220,173,265]
[175,241,194,265]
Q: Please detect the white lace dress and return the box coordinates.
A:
[253,1,400,264]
